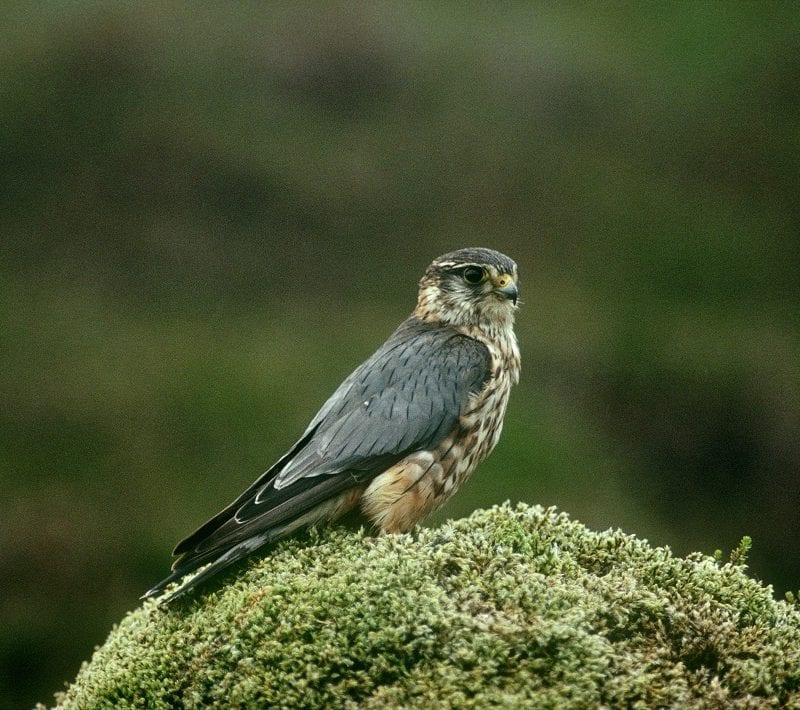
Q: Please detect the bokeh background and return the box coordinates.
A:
[2,3,799,706]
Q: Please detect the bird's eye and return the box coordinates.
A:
[462,266,485,284]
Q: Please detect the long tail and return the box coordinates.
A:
[142,475,363,603]
[141,531,275,603]
[141,510,320,603]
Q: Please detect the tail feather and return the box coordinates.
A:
[142,479,361,603]
[142,514,314,603]
[141,547,222,601]
[142,533,272,603]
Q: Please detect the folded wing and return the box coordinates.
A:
[144,317,490,600]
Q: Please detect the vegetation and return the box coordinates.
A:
[54,505,800,708]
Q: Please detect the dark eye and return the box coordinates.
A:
[462,266,485,284]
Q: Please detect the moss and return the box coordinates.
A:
[51,504,800,708]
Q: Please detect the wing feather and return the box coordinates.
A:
[165,317,490,579]
[272,320,490,487]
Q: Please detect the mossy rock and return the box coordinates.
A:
[52,504,800,708]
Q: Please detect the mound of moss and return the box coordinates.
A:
[52,504,799,707]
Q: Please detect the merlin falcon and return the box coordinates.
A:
[144,247,520,602]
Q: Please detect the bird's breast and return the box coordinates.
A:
[360,337,517,535]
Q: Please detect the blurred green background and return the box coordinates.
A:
[2,3,798,707]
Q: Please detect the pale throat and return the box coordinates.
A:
[415,283,514,326]
[413,283,520,383]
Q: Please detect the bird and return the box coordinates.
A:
[143,247,520,602]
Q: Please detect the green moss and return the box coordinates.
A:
[52,504,800,708]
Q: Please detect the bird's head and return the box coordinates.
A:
[415,248,519,333]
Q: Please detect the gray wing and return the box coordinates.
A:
[160,318,491,583]
[143,318,492,601]
[270,319,489,490]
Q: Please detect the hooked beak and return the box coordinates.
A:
[494,275,518,305]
